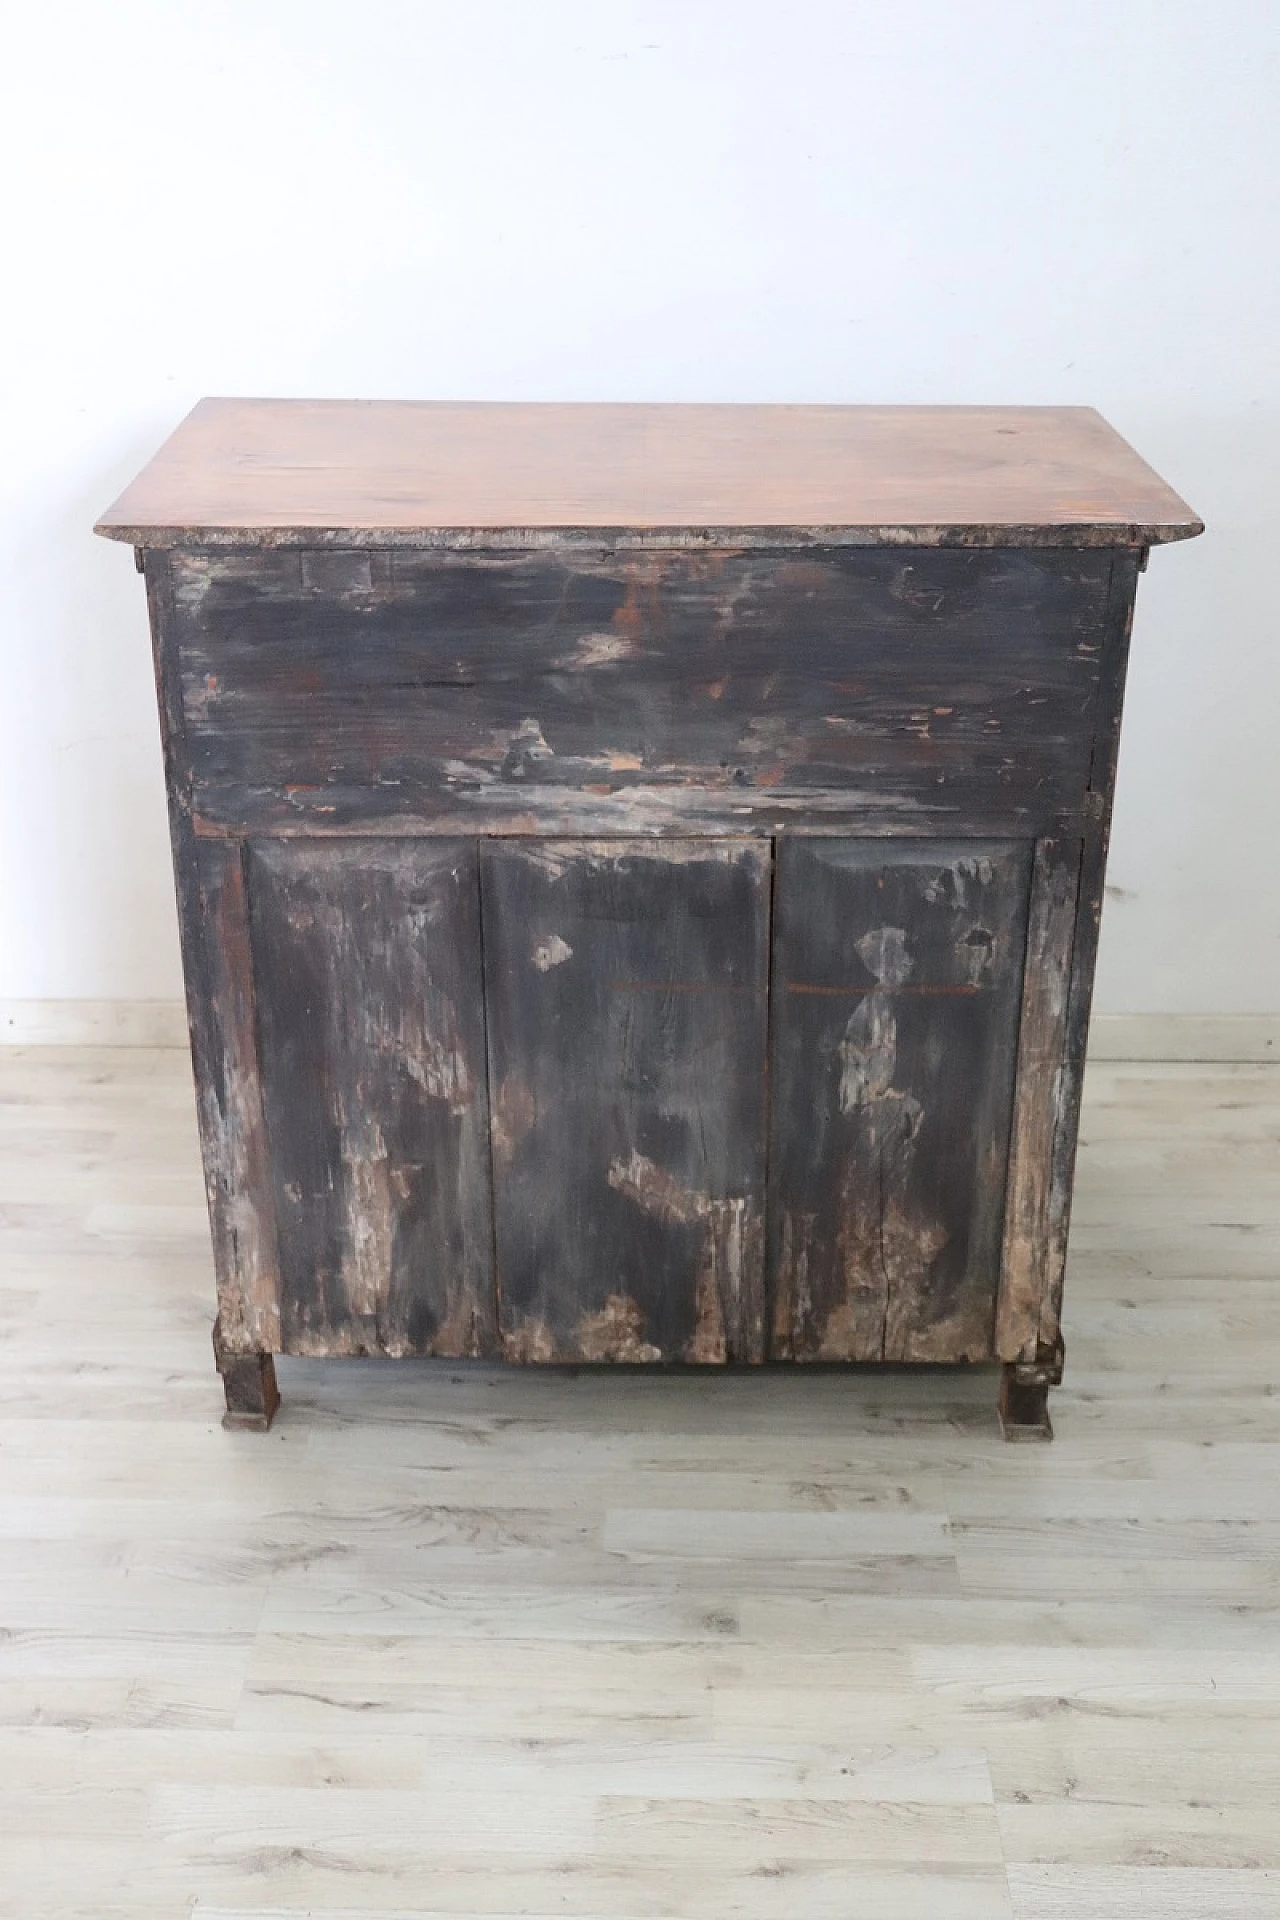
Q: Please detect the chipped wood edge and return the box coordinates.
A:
[994,837,1084,1364]
[99,521,1202,551]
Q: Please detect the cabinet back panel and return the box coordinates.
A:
[768,837,1032,1364]
[248,838,497,1358]
[481,839,772,1364]
[169,548,1111,837]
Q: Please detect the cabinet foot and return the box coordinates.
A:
[998,1339,1064,1442]
[212,1319,280,1431]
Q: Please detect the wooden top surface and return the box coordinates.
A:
[95,399,1202,550]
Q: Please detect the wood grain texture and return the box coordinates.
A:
[2,1046,1278,1918]
[141,553,281,1357]
[94,399,1203,548]
[179,839,283,1355]
[167,545,1110,839]
[123,429,1188,1432]
[211,1321,279,1432]
[1040,553,1145,1356]
[481,840,771,1364]
[769,839,1032,1363]
[247,839,495,1358]
[994,838,1084,1363]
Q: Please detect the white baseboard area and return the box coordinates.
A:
[2,1000,1278,1062]
[0,999,189,1048]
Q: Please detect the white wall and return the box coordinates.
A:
[1,0,1275,1012]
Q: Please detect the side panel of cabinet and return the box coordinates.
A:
[769,838,1032,1363]
[248,839,497,1358]
[481,839,771,1364]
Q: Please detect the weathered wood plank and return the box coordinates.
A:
[994,837,1084,1363]
[185,840,283,1357]
[481,839,771,1364]
[1040,551,1146,1355]
[169,547,1110,837]
[142,552,281,1359]
[247,839,496,1358]
[768,839,1032,1364]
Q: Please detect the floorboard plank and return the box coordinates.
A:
[0,1050,1276,1914]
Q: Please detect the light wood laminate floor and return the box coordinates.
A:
[0,1047,1277,1920]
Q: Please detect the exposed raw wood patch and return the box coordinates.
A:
[575,1293,663,1363]
[608,1151,713,1228]
[995,838,1081,1362]
[554,631,637,668]
[500,1316,556,1363]
[338,1118,393,1322]
[501,718,556,779]
[607,1155,762,1365]
[688,1195,764,1365]
[822,928,949,1357]
[839,996,901,1112]
[491,1076,537,1166]
[530,934,573,973]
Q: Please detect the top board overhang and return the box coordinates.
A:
[95,399,1204,552]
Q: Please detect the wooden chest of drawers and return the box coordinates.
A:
[96,401,1200,1436]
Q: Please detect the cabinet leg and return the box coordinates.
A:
[212,1318,280,1431]
[998,1338,1064,1443]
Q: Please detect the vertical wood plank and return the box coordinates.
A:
[993,837,1084,1362]
[144,552,281,1355]
[481,840,771,1364]
[187,838,283,1353]
[1039,552,1145,1355]
[768,839,1032,1364]
[248,840,496,1359]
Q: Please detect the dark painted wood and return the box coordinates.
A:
[1039,550,1146,1357]
[768,838,1032,1364]
[168,547,1110,837]
[213,1316,280,1431]
[114,409,1198,1438]
[143,554,283,1363]
[248,839,496,1358]
[184,838,284,1355]
[481,840,771,1364]
[997,1364,1054,1441]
